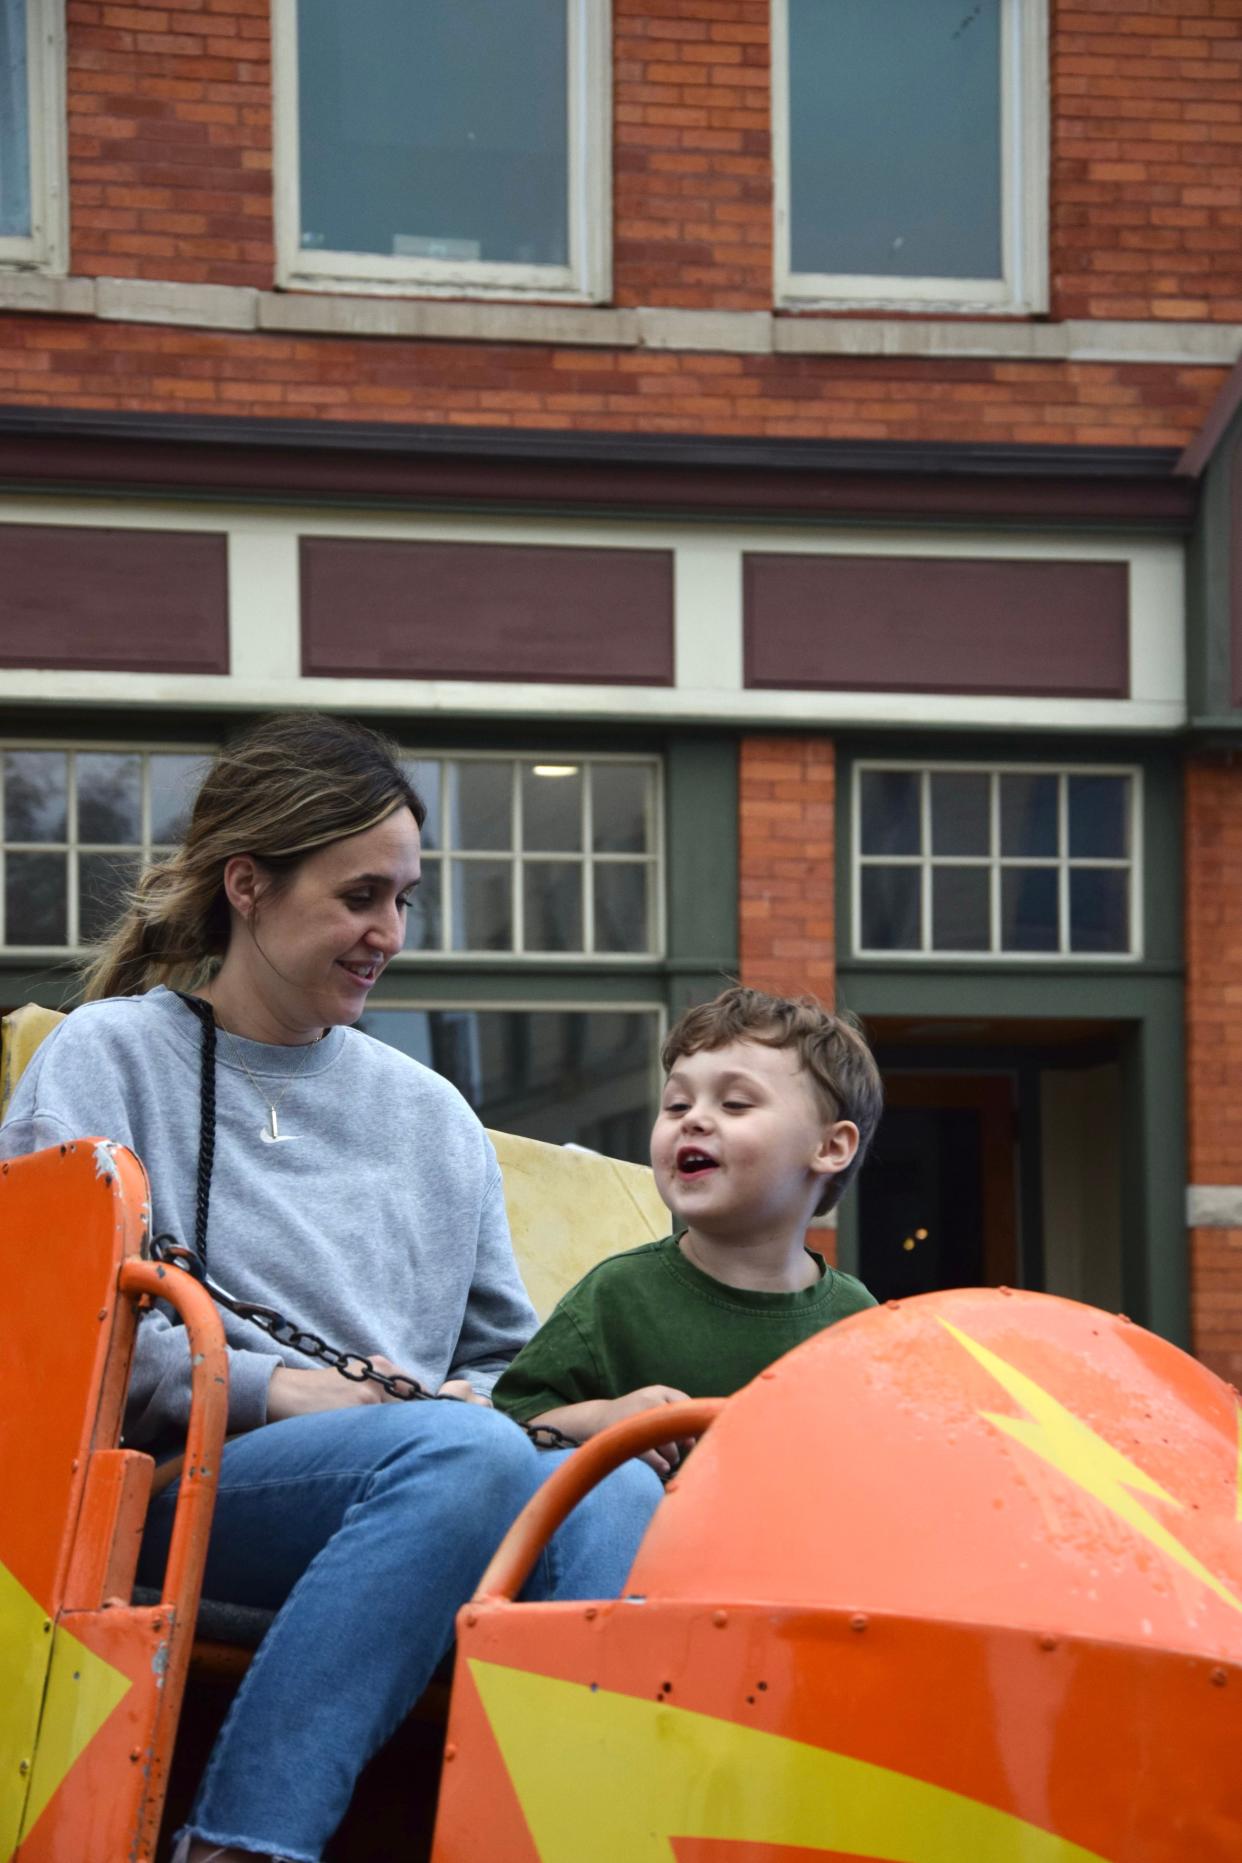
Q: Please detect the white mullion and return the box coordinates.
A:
[650,760,664,959]
[140,752,152,859]
[920,770,932,954]
[441,763,456,953]
[66,749,78,948]
[989,769,1001,954]
[582,764,595,956]
[1129,770,1143,959]
[1057,772,1070,954]
[511,761,523,958]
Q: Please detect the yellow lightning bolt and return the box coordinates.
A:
[941,1318,1242,1618]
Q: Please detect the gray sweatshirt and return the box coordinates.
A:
[0,987,537,1446]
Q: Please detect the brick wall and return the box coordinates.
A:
[1185,756,1242,1386]
[738,734,835,1002]
[1054,0,1242,320]
[68,0,273,287]
[738,733,838,1261]
[0,2,1231,444]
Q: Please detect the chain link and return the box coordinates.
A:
[145,1234,582,1454]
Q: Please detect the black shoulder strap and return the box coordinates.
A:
[173,992,216,1267]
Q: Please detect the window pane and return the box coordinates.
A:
[448,761,511,852]
[1070,869,1129,954]
[1001,773,1058,858]
[77,753,141,845]
[860,865,921,950]
[358,1008,660,1162]
[1069,775,1129,861]
[932,866,989,952]
[522,764,582,853]
[930,772,989,857]
[1001,867,1058,952]
[4,750,66,840]
[79,852,140,944]
[297,0,569,267]
[0,0,31,240]
[450,858,512,950]
[788,0,1002,280]
[860,770,920,856]
[5,851,67,943]
[403,858,442,951]
[149,754,207,844]
[402,760,442,852]
[592,763,651,854]
[594,863,649,954]
[523,860,583,952]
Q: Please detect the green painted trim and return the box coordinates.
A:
[663,735,739,1016]
[1119,984,1188,1349]
[1187,420,1238,722]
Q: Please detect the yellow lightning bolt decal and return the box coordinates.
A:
[470,1660,1111,1863]
[941,1319,1242,1617]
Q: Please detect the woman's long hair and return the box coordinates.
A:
[81,714,426,1001]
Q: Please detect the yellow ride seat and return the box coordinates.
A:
[0,1004,667,1310]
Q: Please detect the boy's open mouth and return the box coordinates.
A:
[676,1147,718,1176]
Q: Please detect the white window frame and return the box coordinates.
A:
[0,0,67,273]
[398,750,665,965]
[0,742,664,964]
[272,0,612,303]
[852,761,1143,963]
[773,0,1048,316]
[0,741,210,953]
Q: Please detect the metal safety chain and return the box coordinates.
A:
[145,1233,582,1455]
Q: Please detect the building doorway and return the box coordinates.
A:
[859,1073,1017,1302]
[851,1018,1124,1307]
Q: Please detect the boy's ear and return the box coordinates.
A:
[811,1119,860,1181]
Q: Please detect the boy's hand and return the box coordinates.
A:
[529,1385,694,1478]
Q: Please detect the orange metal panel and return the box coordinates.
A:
[434,1287,1242,1863]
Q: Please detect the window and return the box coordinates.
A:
[401,755,661,960]
[0,746,207,949]
[274,0,610,301]
[0,0,66,271]
[774,0,1047,313]
[854,764,1140,959]
[358,1006,660,1160]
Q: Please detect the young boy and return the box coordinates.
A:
[492,984,883,1473]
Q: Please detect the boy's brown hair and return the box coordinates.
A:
[661,984,883,1215]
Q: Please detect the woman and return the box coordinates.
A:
[0,714,662,1863]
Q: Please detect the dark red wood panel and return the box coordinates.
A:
[0,524,229,674]
[301,537,674,685]
[744,553,1130,698]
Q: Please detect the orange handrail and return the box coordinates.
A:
[475,1399,724,1603]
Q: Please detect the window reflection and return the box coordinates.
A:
[357,1007,660,1163]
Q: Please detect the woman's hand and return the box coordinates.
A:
[265,1355,416,1422]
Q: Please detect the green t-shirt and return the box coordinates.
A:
[492,1233,877,1424]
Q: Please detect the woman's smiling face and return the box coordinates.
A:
[231,807,423,1038]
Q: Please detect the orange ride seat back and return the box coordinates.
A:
[0,1140,227,1863]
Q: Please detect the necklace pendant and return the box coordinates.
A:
[260,1107,295,1144]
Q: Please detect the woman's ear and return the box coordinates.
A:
[221,854,263,922]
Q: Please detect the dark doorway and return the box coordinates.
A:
[858,1073,1018,1303]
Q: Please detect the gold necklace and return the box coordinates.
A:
[221,1028,322,1145]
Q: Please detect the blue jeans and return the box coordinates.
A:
[137,1401,662,1862]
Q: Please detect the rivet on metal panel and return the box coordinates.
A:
[1117,1313,1132,1324]
[1039,1634,1058,1651]
[584,1606,597,1620]
[129,1749,141,1763]
[760,1370,777,1380]
[444,1744,458,1762]
[1211,1668,1228,1687]
[998,1286,1013,1296]
[712,1610,728,1628]
[885,1300,902,1311]
[18,1760,29,1776]
[665,1480,679,1493]
[850,1614,868,1633]
[464,1611,477,1628]
[97,1308,108,1321]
